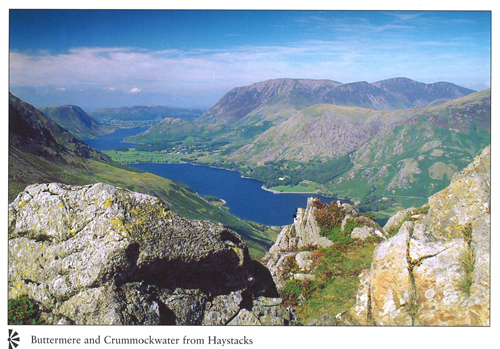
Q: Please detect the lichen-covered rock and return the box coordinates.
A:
[203,291,243,326]
[351,226,375,240]
[267,197,333,255]
[264,252,297,291]
[292,273,315,283]
[340,146,490,326]
[227,309,261,326]
[336,269,373,326]
[383,207,415,234]
[353,215,384,232]
[307,312,338,326]
[8,182,294,325]
[295,251,314,271]
[225,297,300,326]
[264,197,333,290]
[351,226,385,241]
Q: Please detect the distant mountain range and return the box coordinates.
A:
[89,105,205,127]
[39,105,112,140]
[199,77,476,124]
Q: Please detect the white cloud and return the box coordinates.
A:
[8,38,490,106]
[55,87,66,91]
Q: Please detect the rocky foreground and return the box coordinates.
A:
[339,145,490,326]
[264,146,490,326]
[8,183,297,325]
[8,146,490,326]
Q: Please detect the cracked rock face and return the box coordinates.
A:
[264,197,334,290]
[8,182,295,325]
[339,146,490,326]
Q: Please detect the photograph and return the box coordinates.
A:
[5,2,494,347]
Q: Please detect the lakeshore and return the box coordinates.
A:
[85,127,347,226]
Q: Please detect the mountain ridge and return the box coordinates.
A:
[9,93,109,164]
[228,88,489,164]
[89,105,205,127]
[199,77,475,124]
[372,77,477,107]
[39,104,112,140]
[122,87,489,217]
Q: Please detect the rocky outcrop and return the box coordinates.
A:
[383,207,416,234]
[345,208,385,241]
[264,198,332,290]
[264,198,381,291]
[351,226,385,241]
[338,146,490,326]
[8,182,297,325]
[269,197,334,253]
[307,312,339,326]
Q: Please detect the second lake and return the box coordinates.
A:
[130,162,339,227]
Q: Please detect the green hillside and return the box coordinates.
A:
[328,89,491,215]
[9,146,275,257]
[39,105,112,140]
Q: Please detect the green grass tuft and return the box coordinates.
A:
[456,246,476,297]
[292,240,376,324]
[8,295,44,325]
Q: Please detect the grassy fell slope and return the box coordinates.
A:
[230,88,489,165]
[125,118,231,144]
[328,89,490,213]
[229,104,377,163]
[39,105,113,140]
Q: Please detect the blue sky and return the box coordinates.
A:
[9,9,491,110]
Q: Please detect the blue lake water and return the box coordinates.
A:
[131,163,337,226]
[84,126,149,150]
[85,127,345,226]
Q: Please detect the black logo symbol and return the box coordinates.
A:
[8,330,19,349]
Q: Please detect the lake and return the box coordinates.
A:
[131,163,338,226]
[85,127,346,226]
[84,126,150,150]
